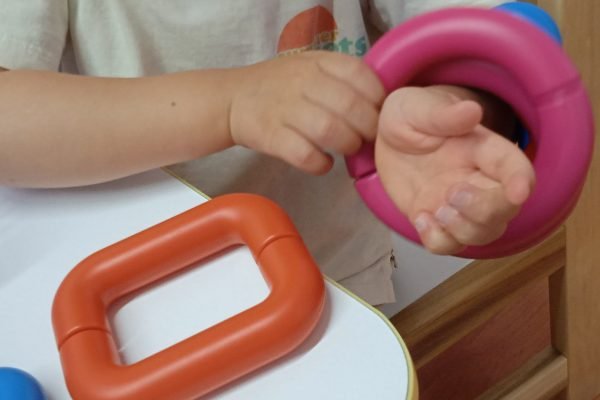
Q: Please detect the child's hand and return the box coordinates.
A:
[229,51,385,174]
[376,86,535,255]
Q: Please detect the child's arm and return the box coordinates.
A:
[1,50,532,255]
[0,68,235,187]
[0,51,384,187]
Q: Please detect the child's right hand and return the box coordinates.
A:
[0,52,382,188]
[229,51,385,174]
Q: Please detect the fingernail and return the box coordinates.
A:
[414,214,429,233]
[435,205,458,226]
[449,190,472,209]
[428,228,448,253]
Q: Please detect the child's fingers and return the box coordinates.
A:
[504,173,533,206]
[434,204,507,246]
[386,87,483,138]
[473,128,535,205]
[303,74,380,142]
[446,183,520,226]
[378,109,445,154]
[314,52,386,105]
[285,101,363,156]
[413,212,466,255]
[269,126,333,175]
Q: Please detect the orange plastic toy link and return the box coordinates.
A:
[51,194,326,400]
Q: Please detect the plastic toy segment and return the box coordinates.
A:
[345,7,594,258]
[0,368,47,400]
[52,193,303,347]
[496,2,564,153]
[52,193,325,400]
[363,8,577,98]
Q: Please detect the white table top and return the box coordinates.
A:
[0,169,416,400]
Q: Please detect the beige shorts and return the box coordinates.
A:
[337,252,396,306]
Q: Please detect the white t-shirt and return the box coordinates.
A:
[0,0,504,305]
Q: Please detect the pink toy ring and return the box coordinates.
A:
[346,8,594,258]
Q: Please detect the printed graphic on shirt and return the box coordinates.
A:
[277,6,367,57]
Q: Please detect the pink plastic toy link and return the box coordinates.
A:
[346,8,594,259]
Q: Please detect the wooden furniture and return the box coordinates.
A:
[390,1,600,398]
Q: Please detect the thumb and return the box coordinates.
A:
[386,86,484,137]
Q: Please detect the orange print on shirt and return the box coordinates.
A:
[277,6,338,56]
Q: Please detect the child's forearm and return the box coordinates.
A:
[0,68,236,187]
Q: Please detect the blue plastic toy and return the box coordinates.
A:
[496,2,562,43]
[0,368,46,400]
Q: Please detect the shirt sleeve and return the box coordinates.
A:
[0,0,68,71]
[367,0,509,32]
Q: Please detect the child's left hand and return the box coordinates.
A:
[376,86,535,255]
